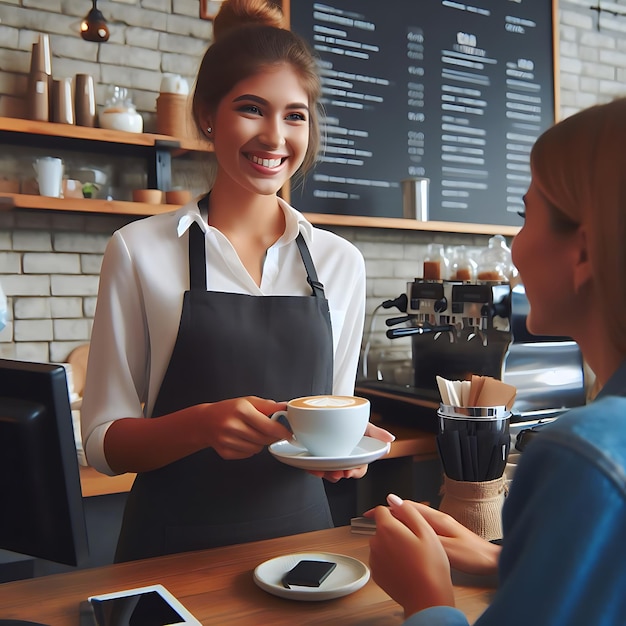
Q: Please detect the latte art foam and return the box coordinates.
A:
[290,395,369,409]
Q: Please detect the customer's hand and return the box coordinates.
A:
[369,494,455,618]
[307,422,395,482]
[365,498,501,577]
[402,501,501,576]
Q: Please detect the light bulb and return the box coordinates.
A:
[80,2,110,43]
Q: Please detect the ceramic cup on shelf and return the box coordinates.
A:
[29,34,52,77]
[27,71,49,122]
[156,94,190,138]
[156,74,190,137]
[132,189,163,204]
[165,189,192,205]
[33,157,64,198]
[62,179,83,199]
[28,36,52,120]
[51,78,74,125]
[270,395,370,457]
[74,74,96,127]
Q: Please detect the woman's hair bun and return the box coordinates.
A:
[213,0,285,41]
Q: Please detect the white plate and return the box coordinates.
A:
[253,552,370,601]
[269,436,390,471]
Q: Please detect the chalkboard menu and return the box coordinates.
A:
[287,1,555,226]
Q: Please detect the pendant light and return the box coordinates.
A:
[80,0,110,43]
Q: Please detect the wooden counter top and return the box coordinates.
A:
[79,465,135,498]
[0,526,493,625]
[377,419,437,459]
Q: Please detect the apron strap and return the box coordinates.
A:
[295,233,326,298]
[188,194,210,291]
[189,222,206,290]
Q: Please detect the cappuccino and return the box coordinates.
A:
[289,396,369,409]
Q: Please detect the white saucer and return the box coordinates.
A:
[253,552,370,601]
[269,436,390,471]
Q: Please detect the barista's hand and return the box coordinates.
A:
[202,396,291,460]
[365,421,396,443]
[365,499,501,576]
[308,422,395,482]
[368,494,455,619]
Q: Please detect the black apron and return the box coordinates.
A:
[115,195,335,562]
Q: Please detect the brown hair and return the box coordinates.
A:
[191,0,322,179]
[530,97,626,352]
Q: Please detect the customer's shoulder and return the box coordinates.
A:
[547,395,626,435]
[539,396,626,486]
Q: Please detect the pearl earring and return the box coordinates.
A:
[207,127,212,134]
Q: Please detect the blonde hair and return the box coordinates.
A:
[191,0,322,179]
[530,97,626,353]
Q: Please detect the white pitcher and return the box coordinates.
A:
[33,157,63,197]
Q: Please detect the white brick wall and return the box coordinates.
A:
[559,1,626,117]
[0,0,624,362]
[0,212,114,360]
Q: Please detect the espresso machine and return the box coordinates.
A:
[357,278,587,433]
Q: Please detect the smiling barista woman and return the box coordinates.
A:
[81,0,393,563]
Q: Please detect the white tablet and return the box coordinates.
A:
[88,583,201,626]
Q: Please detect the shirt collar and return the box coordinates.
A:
[277,196,313,246]
[175,198,208,237]
[174,195,313,244]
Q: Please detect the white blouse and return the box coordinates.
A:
[81,197,366,475]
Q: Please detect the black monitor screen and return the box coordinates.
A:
[0,359,89,567]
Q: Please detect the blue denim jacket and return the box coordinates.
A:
[404,362,626,626]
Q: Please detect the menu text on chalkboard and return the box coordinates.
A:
[287,0,555,226]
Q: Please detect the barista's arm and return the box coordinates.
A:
[103,396,292,474]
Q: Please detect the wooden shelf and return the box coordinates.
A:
[0,116,211,153]
[1,193,522,232]
[0,193,182,216]
[303,212,520,236]
[0,117,212,216]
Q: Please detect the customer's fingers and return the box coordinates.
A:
[385,495,440,542]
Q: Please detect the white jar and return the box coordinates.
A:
[99,108,143,133]
[99,86,143,133]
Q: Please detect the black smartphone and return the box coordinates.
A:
[282,560,337,589]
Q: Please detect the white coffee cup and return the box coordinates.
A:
[271,395,370,457]
[33,157,64,198]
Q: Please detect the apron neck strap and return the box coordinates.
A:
[188,194,210,290]
[189,222,206,290]
[295,233,326,298]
